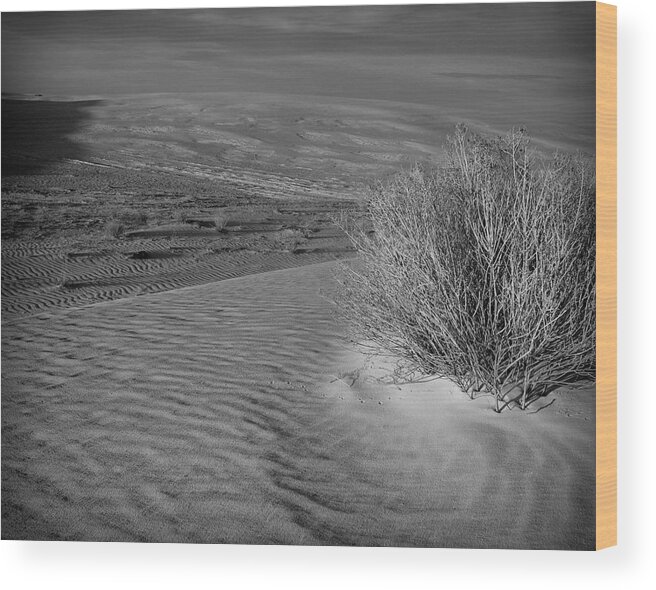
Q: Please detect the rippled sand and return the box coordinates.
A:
[1,261,594,548]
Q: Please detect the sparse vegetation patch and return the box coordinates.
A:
[213,211,230,232]
[337,126,596,412]
[104,220,124,239]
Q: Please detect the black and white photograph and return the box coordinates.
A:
[2,2,599,549]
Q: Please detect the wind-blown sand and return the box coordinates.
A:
[1,261,594,548]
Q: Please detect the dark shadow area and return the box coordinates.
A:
[1,98,101,176]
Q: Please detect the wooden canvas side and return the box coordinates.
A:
[595,1,617,551]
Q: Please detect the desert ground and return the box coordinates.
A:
[2,260,594,548]
[2,90,595,548]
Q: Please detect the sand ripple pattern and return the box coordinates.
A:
[2,241,342,319]
[2,262,594,547]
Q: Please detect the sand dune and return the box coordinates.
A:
[1,243,343,319]
[1,261,594,548]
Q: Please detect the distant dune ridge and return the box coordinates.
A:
[2,3,595,154]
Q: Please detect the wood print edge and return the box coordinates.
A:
[595,1,617,551]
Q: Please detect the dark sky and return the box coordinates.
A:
[3,3,594,99]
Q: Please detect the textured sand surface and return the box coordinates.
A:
[1,242,344,319]
[1,261,594,548]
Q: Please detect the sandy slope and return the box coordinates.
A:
[1,261,594,548]
[1,242,344,319]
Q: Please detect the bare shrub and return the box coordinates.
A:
[104,220,124,239]
[272,228,306,251]
[336,126,595,412]
[214,211,229,232]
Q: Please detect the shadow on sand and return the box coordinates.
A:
[2,98,101,176]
